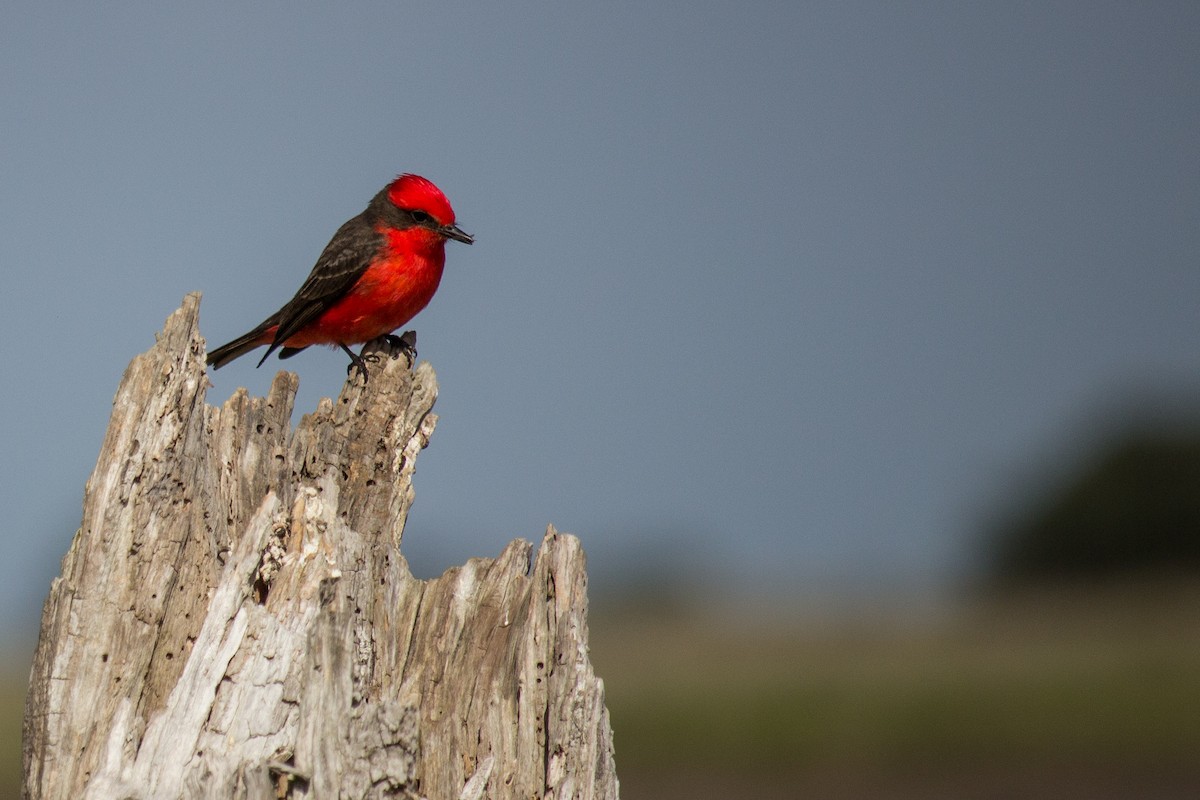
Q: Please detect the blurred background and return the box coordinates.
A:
[2,3,1199,797]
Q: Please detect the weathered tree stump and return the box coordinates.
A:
[23,294,618,800]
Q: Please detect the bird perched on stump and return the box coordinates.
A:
[206,174,473,379]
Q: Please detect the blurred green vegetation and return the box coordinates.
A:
[4,584,1198,798]
[0,659,23,800]
[591,581,1200,798]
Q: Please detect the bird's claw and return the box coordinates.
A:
[384,330,418,368]
[345,356,370,382]
[339,343,371,382]
[341,331,417,381]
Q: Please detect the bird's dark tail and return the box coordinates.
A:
[206,324,271,370]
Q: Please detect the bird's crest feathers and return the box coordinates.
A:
[386,173,457,226]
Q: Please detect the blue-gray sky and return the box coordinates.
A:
[2,3,1198,640]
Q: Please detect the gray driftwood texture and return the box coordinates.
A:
[23,294,618,800]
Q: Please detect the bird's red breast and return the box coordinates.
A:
[261,225,447,348]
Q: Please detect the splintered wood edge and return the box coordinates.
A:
[25,295,617,800]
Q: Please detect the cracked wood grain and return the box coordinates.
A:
[24,294,619,800]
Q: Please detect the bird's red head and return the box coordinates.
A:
[386,174,457,226]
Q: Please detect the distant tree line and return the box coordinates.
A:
[988,426,1200,582]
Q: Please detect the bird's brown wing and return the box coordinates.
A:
[256,215,383,366]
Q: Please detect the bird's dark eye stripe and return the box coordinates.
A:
[410,210,432,224]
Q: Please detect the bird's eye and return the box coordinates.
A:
[410,210,432,224]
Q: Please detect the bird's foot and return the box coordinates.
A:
[382,330,418,368]
[339,343,371,382]
[342,332,417,380]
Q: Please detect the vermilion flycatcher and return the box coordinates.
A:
[206,174,472,377]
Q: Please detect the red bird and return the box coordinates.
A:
[207,174,473,377]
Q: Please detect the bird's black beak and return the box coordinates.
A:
[442,224,474,245]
